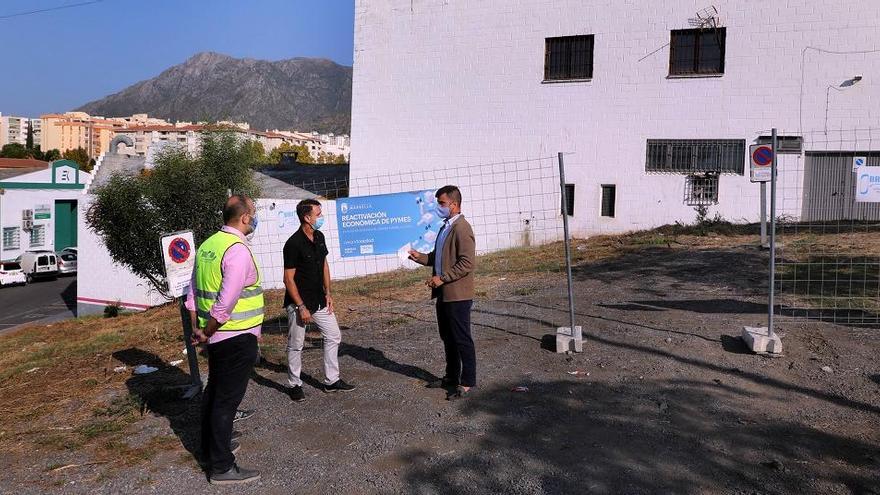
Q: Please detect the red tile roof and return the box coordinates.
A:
[0,158,49,169]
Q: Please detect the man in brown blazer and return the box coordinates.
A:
[408,185,477,400]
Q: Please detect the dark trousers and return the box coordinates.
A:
[201,333,258,473]
[436,297,476,387]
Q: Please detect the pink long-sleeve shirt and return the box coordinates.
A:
[185,226,262,345]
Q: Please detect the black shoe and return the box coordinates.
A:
[324,379,356,393]
[289,385,306,402]
[209,464,261,485]
[231,430,242,441]
[232,409,254,423]
[447,386,471,401]
[230,440,240,455]
[426,377,457,389]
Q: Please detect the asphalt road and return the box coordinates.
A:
[0,276,76,334]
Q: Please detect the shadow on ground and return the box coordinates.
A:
[401,380,880,494]
[60,278,76,313]
[112,348,202,463]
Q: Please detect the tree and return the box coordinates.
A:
[0,143,31,159]
[268,142,294,164]
[242,139,267,166]
[87,131,260,297]
[63,147,91,171]
[44,149,62,161]
[26,121,34,150]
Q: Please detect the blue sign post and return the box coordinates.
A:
[336,190,444,258]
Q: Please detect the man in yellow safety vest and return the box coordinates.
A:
[186,194,263,485]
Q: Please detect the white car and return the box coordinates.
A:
[0,261,27,287]
[17,251,58,282]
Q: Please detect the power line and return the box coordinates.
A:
[0,0,104,20]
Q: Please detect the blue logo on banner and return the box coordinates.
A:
[336,190,444,257]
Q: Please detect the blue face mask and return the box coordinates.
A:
[435,205,451,219]
[249,215,258,232]
[312,216,325,230]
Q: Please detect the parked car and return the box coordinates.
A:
[57,251,77,275]
[61,247,77,256]
[16,250,58,282]
[0,261,27,287]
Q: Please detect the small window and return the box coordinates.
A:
[646,139,745,174]
[685,174,719,206]
[669,28,726,76]
[29,225,45,247]
[564,184,575,216]
[601,185,616,217]
[38,256,49,267]
[2,227,20,251]
[544,35,595,81]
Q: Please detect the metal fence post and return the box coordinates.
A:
[557,152,579,345]
[768,128,778,338]
[178,297,202,398]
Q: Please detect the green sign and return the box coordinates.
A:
[35,205,51,220]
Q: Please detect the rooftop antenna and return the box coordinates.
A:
[689,6,720,28]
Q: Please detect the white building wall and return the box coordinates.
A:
[351,0,880,235]
[0,189,83,261]
[76,197,168,314]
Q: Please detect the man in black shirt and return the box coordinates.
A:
[283,199,355,401]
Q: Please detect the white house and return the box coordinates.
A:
[350,0,880,235]
[0,159,90,261]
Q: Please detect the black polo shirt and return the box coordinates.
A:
[283,228,329,312]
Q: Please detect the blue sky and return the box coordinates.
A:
[0,0,355,117]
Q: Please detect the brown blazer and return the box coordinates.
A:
[427,215,476,302]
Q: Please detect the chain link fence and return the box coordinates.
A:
[774,127,880,327]
[249,155,575,346]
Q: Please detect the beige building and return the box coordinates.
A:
[40,112,127,158]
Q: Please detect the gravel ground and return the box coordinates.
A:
[2,244,879,494]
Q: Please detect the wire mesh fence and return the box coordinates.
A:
[774,127,880,327]
[248,155,574,342]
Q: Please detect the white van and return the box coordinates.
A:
[17,251,58,282]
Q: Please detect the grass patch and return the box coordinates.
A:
[513,287,538,296]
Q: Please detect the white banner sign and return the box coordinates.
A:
[160,231,196,298]
[855,162,880,203]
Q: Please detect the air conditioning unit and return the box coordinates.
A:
[22,209,34,220]
[22,219,34,231]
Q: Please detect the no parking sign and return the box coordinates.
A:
[160,231,195,297]
[750,144,774,183]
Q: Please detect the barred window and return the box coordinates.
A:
[544,35,594,81]
[685,174,719,206]
[669,28,726,76]
[2,227,20,251]
[601,185,616,217]
[29,225,45,247]
[646,139,745,174]
[756,135,803,154]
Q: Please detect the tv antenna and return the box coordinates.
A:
[689,6,720,28]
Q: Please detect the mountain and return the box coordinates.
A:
[76,52,352,134]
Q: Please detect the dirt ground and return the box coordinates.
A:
[0,235,878,494]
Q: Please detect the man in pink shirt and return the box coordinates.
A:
[185,195,262,485]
